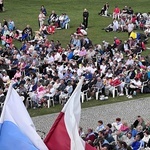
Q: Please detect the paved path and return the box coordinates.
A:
[32,97,150,135]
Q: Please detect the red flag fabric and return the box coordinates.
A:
[44,78,96,150]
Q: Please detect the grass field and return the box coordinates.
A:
[1,0,150,117]
[28,93,150,117]
[1,0,150,48]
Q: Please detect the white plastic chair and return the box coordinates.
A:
[47,96,55,108]
[81,90,88,103]
[141,80,149,93]
[94,87,102,100]
[112,86,119,98]
[26,97,33,108]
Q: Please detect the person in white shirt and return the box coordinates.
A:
[142,130,150,146]
[113,19,119,31]
[124,132,134,146]
[45,53,54,64]
[125,55,134,66]
[95,120,105,134]
[53,79,61,90]
[59,82,73,105]
[127,21,135,36]
[127,77,142,99]
[44,84,56,98]
[100,62,107,75]
[2,71,10,84]
[112,118,123,141]
[105,69,113,78]
[112,118,122,132]
[59,13,64,28]
[144,26,150,37]
[54,51,62,62]
[38,11,45,28]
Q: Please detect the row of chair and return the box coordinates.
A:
[80,80,149,102]
[19,80,149,109]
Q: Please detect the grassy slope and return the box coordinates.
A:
[1,0,150,117]
[2,0,150,47]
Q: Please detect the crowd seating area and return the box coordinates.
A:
[0,4,150,150]
[0,6,150,109]
[80,116,150,150]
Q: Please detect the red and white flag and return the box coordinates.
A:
[44,77,96,150]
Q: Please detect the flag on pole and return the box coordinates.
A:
[44,77,96,150]
[0,84,48,150]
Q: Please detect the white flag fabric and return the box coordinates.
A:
[44,77,96,150]
[0,84,48,150]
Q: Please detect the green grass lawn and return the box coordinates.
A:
[28,93,150,117]
[1,0,150,48]
[1,0,150,117]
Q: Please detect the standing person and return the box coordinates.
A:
[38,11,45,28]
[0,0,4,12]
[40,5,47,16]
[83,8,89,29]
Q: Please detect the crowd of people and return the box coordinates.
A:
[0,4,150,107]
[79,116,150,150]
[38,6,70,30]
[0,2,150,149]
[101,5,150,39]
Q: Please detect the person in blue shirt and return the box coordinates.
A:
[8,19,15,31]
[62,13,70,29]
[95,120,105,134]
[131,134,141,150]
[67,49,74,60]
[40,5,47,16]
[84,70,93,81]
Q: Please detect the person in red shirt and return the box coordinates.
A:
[85,128,96,146]
[5,35,13,48]
[113,6,120,20]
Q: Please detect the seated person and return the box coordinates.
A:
[39,24,48,35]
[1,34,13,48]
[95,120,105,134]
[116,121,129,139]
[14,29,22,40]
[59,81,73,105]
[103,23,113,32]
[127,77,142,99]
[131,134,145,150]
[85,128,96,146]
[98,2,109,16]
[59,13,70,29]
[8,19,15,31]
[144,26,150,37]
[76,23,87,36]
[39,84,56,107]
[46,24,56,34]
[22,25,33,41]
[48,10,58,26]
